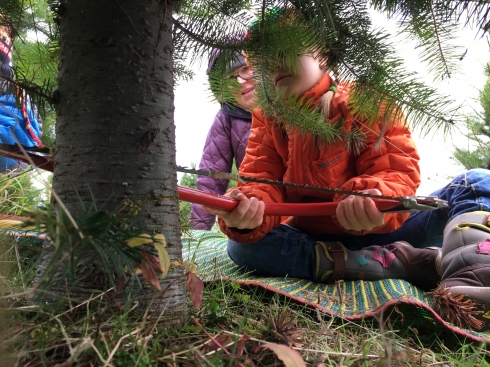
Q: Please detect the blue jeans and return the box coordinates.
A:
[227,169,490,281]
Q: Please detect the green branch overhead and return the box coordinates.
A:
[175,1,477,146]
[3,0,489,146]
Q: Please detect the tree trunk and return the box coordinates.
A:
[36,0,186,320]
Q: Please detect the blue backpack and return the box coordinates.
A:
[0,91,43,172]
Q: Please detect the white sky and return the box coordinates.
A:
[174,14,490,196]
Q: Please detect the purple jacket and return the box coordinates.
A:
[190,103,252,230]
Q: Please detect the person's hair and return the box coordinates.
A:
[319,77,338,122]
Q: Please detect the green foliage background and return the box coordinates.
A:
[452,62,490,170]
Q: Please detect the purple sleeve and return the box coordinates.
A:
[190,110,234,230]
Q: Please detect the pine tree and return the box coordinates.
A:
[2,0,490,324]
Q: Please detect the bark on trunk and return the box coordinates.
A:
[35,0,186,321]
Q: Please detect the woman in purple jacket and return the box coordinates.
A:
[190,49,258,230]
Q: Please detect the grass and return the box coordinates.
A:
[1,232,489,367]
[0,169,49,217]
[0,175,489,366]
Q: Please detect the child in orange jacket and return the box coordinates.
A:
[203,9,490,330]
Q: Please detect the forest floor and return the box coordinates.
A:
[1,233,488,367]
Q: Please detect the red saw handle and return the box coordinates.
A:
[178,186,402,216]
[4,152,405,216]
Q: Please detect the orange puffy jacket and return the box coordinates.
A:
[218,73,421,243]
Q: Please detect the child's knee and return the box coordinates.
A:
[226,240,250,267]
[448,169,490,189]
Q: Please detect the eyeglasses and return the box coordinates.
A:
[228,66,255,83]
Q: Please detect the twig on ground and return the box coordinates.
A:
[191,316,231,356]
[102,329,141,367]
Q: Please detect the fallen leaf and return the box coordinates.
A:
[186,271,204,309]
[236,334,251,357]
[261,343,306,367]
[140,252,161,290]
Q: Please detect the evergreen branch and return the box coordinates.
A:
[200,0,253,24]
[172,17,245,51]
[329,23,460,133]
[336,53,459,134]
[354,80,457,128]
[369,1,462,81]
[31,206,148,292]
[447,0,490,33]
[257,83,366,153]
[172,0,254,64]
[245,2,460,142]
[429,3,452,79]
[1,74,55,104]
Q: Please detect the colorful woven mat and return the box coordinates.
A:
[0,216,45,240]
[182,230,490,343]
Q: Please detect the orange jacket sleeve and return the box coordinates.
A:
[218,110,286,242]
[332,114,421,235]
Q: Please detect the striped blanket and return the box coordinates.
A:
[182,230,490,343]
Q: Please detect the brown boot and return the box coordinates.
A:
[315,241,441,291]
[427,211,490,331]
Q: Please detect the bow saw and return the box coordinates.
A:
[0,145,448,216]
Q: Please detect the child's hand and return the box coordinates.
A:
[336,189,385,232]
[202,189,265,230]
